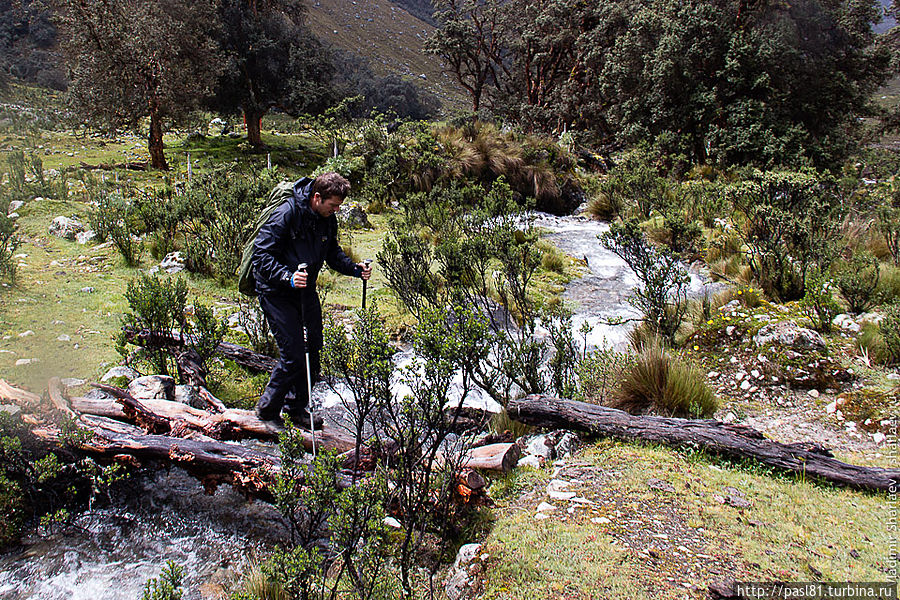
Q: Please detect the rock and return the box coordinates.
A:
[646,478,676,493]
[719,300,741,313]
[887,373,900,381]
[76,230,96,245]
[83,387,114,400]
[516,455,543,469]
[57,334,71,342]
[524,433,554,459]
[7,213,18,220]
[740,380,751,391]
[808,389,820,399]
[723,412,736,423]
[101,366,140,383]
[207,117,230,136]
[857,312,883,326]
[445,543,482,600]
[536,502,556,512]
[0,404,21,416]
[80,286,95,293]
[159,251,186,274]
[383,516,401,528]
[555,432,580,458]
[832,314,860,333]
[49,216,85,241]
[14,358,35,366]
[533,512,550,520]
[547,479,576,500]
[873,432,886,444]
[753,321,826,352]
[8,200,23,214]
[338,201,371,229]
[591,516,612,525]
[174,385,205,409]
[18,330,34,337]
[127,375,176,401]
[61,378,85,388]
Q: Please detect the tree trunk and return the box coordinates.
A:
[508,394,900,492]
[244,107,265,147]
[148,101,168,170]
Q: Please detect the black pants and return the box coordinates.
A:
[256,291,322,417]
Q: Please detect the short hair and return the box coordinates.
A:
[311,172,351,200]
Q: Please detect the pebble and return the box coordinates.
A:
[751,369,761,379]
[536,502,556,512]
[873,432,886,444]
[808,389,820,398]
[591,517,611,525]
[14,358,37,366]
[383,517,401,529]
[740,380,751,391]
[707,371,719,379]
[80,287,95,293]
[534,513,550,521]
[57,334,71,342]
[18,330,34,337]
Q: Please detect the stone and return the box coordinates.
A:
[753,321,826,352]
[591,516,611,524]
[207,117,230,136]
[723,412,736,423]
[61,378,85,388]
[719,300,741,313]
[0,404,21,416]
[887,373,900,381]
[647,478,676,493]
[740,380,751,391]
[159,251,186,274]
[873,432,886,444]
[7,200,23,214]
[536,502,556,512]
[83,387,114,400]
[808,389,820,399]
[383,516,401,528]
[76,230,96,245]
[832,314,860,333]
[128,375,175,401]
[547,479,576,500]
[524,434,554,459]
[338,201,371,229]
[49,216,85,241]
[7,213,18,220]
[57,334,71,342]
[101,366,140,383]
[18,330,34,337]
[445,543,481,600]
[533,512,550,520]
[174,385,206,409]
[80,286,95,293]
[516,455,543,469]
[14,358,34,366]
[554,432,580,458]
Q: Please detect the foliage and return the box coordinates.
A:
[118,274,188,376]
[576,346,635,406]
[833,251,880,314]
[880,303,900,367]
[235,294,277,356]
[615,339,718,418]
[800,268,840,333]
[876,204,900,266]
[728,170,844,301]
[88,187,143,267]
[55,0,222,168]
[600,219,689,344]
[189,304,226,372]
[599,151,665,219]
[141,561,185,600]
[0,212,19,285]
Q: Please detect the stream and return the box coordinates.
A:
[0,212,724,599]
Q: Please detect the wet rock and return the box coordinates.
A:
[49,216,85,241]
[127,375,176,401]
[445,543,481,600]
[101,366,140,383]
[753,321,826,352]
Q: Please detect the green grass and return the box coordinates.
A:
[478,441,894,599]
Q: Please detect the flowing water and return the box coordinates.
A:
[0,213,724,598]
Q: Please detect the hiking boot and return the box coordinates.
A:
[255,407,284,427]
[284,407,324,430]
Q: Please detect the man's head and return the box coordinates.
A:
[310,172,351,218]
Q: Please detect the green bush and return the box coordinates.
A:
[576,346,635,405]
[876,263,900,306]
[728,170,843,301]
[881,304,900,366]
[600,219,689,344]
[615,340,718,418]
[800,268,840,333]
[539,242,566,273]
[117,274,188,376]
[88,189,143,267]
[0,213,19,285]
[141,561,184,600]
[833,251,880,314]
[857,322,889,365]
[600,151,666,219]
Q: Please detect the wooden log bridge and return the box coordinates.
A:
[508,394,899,492]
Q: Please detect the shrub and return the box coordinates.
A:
[800,268,840,333]
[728,170,843,301]
[614,340,718,418]
[876,263,900,306]
[833,251,880,314]
[235,295,277,356]
[600,219,689,344]
[0,214,19,285]
[117,274,188,376]
[140,561,184,600]
[857,322,888,366]
[881,303,900,366]
[600,150,666,219]
[539,241,566,273]
[576,346,635,405]
[89,189,143,267]
[188,304,226,374]
[876,204,899,265]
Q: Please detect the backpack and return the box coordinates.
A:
[237,177,310,296]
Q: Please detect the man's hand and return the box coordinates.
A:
[292,269,308,288]
[359,261,373,281]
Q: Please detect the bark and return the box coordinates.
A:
[148,101,168,170]
[508,394,900,492]
[244,107,265,147]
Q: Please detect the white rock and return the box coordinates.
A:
[7,212,18,220]
[76,230,96,245]
[516,455,543,469]
[750,369,761,379]
[61,378,85,387]
[14,358,34,366]
[723,412,736,423]
[753,321,826,352]
[8,200,23,213]
[726,325,735,336]
[128,375,175,401]
[57,334,71,342]
[101,366,140,383]
[534,513,550,520]
[536,502,557,512]
[383,517,401,529]
[808,389,820,399]
[735,372,745,381]
[591,516,611,524]
[825,400,837,414]
[740,380,751,391]
[887,373,900,381]
[159,251,186,274]
[549,490,576,501]
[18,330,34,337]
[525,434,554,459]
[707,371,719,379]
[873,432,886,444]
[49,216,85,241]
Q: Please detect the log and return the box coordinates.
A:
[447,442,520,473]
[48,378,75,418]
[508,394,900,492]
[0,379,41,408]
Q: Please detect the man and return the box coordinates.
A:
[252,172,372,427]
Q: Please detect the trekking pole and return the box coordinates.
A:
[361,259,373,310]
[296,262,316,457]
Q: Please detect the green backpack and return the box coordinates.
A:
[237,178,309,296]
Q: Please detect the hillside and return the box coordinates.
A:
[307,0,467,110]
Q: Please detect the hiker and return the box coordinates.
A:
[251,172,372,427]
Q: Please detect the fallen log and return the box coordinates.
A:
[508,394,900,492]
[0,379,42,409]
[76,160,148,171]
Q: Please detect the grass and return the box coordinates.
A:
[478,441,894,599]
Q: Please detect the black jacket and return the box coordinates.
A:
[251,179,361,297]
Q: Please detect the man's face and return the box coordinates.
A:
[312,193,343,218]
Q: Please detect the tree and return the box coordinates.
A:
[54,0,221,169]
[213,0,336,147]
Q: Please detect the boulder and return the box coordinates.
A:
[338,202,371,229]
[159,251,186,274]
[49,216,85,241]
[445,543,482,600]
[175,384,206,409]
[101,365,140,383]
[753,321,826,352]
[128,375,176,401]
[76,230,96,245]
